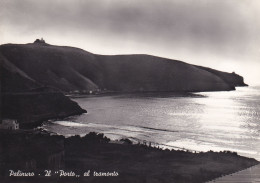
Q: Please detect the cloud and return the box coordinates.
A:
[2,1,257,49]
[1,0,260,84]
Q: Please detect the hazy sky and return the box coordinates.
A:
[1,0,260,85]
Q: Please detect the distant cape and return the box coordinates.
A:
[0,41,247,93]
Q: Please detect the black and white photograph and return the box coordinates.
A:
[0,0,260,182]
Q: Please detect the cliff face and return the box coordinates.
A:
[0,43,247,93]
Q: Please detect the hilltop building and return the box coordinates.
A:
[34,38,46,44]
[0,119,19,130]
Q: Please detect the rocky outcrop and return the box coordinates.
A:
[196,66,248,87]
[1,91,86,128]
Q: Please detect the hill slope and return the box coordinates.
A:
[1,44,87,128]
[0,42,247,93]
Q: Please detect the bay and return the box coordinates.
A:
[43,86,260,160]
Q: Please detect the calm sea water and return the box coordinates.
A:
[43,86,260,160]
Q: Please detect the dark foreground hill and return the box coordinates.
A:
[0,130,258,183]
[0,42,247,93]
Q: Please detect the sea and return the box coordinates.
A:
[42,86,260,160]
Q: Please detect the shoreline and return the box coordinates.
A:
[41,122,260,161]
[67,91,205,100]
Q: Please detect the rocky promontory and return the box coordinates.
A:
[0,41,247,94]
[1,89,86,128]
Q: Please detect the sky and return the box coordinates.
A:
[1,0,260,85]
